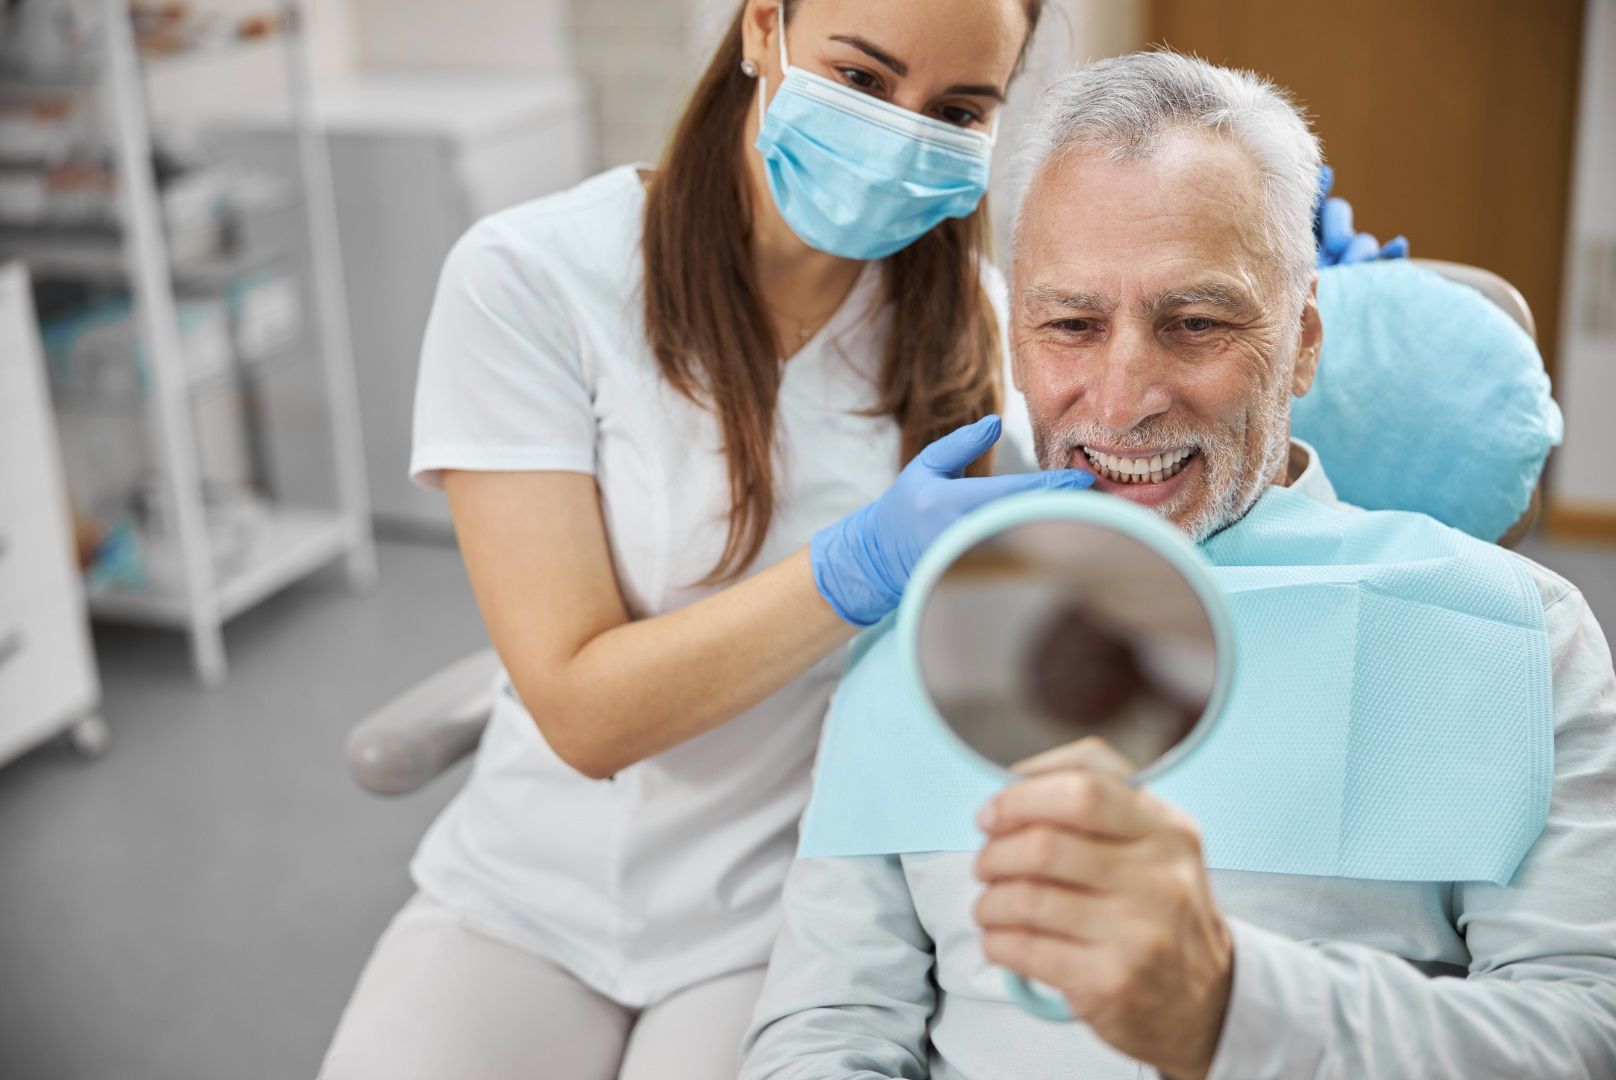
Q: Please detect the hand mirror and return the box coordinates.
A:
[899,491,1235,1019]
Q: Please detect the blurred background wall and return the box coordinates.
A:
[29,0,1616,543]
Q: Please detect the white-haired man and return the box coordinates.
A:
[739,52,1616,1079]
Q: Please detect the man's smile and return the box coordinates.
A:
[1074,444,1202,506]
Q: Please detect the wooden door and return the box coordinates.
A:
[1147,0,1586,384]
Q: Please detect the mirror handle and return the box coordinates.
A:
[1002,971,1074,1022]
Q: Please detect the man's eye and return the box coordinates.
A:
[1179,316,1221,333]
[1051,318,1095,334]
[938,105,982,128]
[837,67,879,92]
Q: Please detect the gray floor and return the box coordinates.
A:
[0,531,1613,1080]
[0,540,487,1080]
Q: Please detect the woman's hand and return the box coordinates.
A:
[810,415,1095,626]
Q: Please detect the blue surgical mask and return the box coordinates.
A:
[753,24,996,260]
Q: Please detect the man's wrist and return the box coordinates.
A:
[1157,919,1234,1080]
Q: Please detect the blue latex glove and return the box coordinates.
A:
[1315,164,1409,266]
[810,415,1096,626]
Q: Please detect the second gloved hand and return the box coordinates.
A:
[811,415,1096,627]
[1315,164,1409,266]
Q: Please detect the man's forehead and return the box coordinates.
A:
[1015,133,1271,301]
[1031,132,1265,218]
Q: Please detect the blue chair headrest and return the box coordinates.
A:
[1295,261,1563,541]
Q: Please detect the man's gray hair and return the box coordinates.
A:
[1011,50,1322,300]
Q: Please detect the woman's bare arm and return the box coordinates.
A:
[445,469,856,779]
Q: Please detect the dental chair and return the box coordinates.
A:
[346,259,1546,797]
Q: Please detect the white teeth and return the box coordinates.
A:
[1080,445,1194,485]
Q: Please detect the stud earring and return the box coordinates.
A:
[741,58,759,77]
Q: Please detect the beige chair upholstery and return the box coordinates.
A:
[348,260,1544,797]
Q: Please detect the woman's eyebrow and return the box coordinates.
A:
[826,34,1007,101]
[946,83,1005,101]
[829,34,908,76]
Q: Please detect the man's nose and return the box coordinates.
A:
[1090,330,1172,435]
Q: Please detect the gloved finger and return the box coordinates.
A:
[952,468,1096,510]
[1378,234,1410,260]
[1319,197,1355,259]
[1315,163,1335,204]
[1339,231,1381,265]
[917,414,1003,476]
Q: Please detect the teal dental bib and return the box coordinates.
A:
[798,486,1553,886]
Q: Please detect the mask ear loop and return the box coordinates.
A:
[758,10,790,132]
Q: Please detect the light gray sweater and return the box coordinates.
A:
[741,448,1616,1079]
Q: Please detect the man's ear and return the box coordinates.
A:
[1291,275,1323,398]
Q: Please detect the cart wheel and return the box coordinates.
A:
[68,715,111,759]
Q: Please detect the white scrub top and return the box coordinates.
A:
[409,164,1021,1006]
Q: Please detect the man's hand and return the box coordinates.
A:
[972,738,1234,1080]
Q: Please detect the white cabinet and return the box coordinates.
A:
[211,76,594,533]
[0,261,104,763]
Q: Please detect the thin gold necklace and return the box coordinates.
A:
[766,301,839,345]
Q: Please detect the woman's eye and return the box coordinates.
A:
[938,105,982,128]
[837,67,879,92]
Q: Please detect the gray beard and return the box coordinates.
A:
[1034,387,1292,542]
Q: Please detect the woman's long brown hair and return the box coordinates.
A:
[644,0,1042,583]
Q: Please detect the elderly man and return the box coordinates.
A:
[739,51,1616,1080]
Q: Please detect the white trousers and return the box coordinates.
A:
[319,892,767,1080]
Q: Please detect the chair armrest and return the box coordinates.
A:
[347,648,504,796]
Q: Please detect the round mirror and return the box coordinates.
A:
[913,502,1228,784]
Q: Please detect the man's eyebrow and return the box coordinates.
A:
[1023,284,1113,311]
[1141,282,1252,313]
[828,34,907,77]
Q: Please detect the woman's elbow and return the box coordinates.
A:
[552,736,620,781]
[511,680,621,780]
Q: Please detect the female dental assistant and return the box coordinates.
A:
[318,2,1081,1078]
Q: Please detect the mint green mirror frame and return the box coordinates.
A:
[895,490,1237,1022]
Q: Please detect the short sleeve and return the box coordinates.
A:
[410,217,596,490]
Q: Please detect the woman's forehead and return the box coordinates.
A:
[792,0,1028,88]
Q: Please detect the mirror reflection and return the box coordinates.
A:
[916,519,1218,773]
